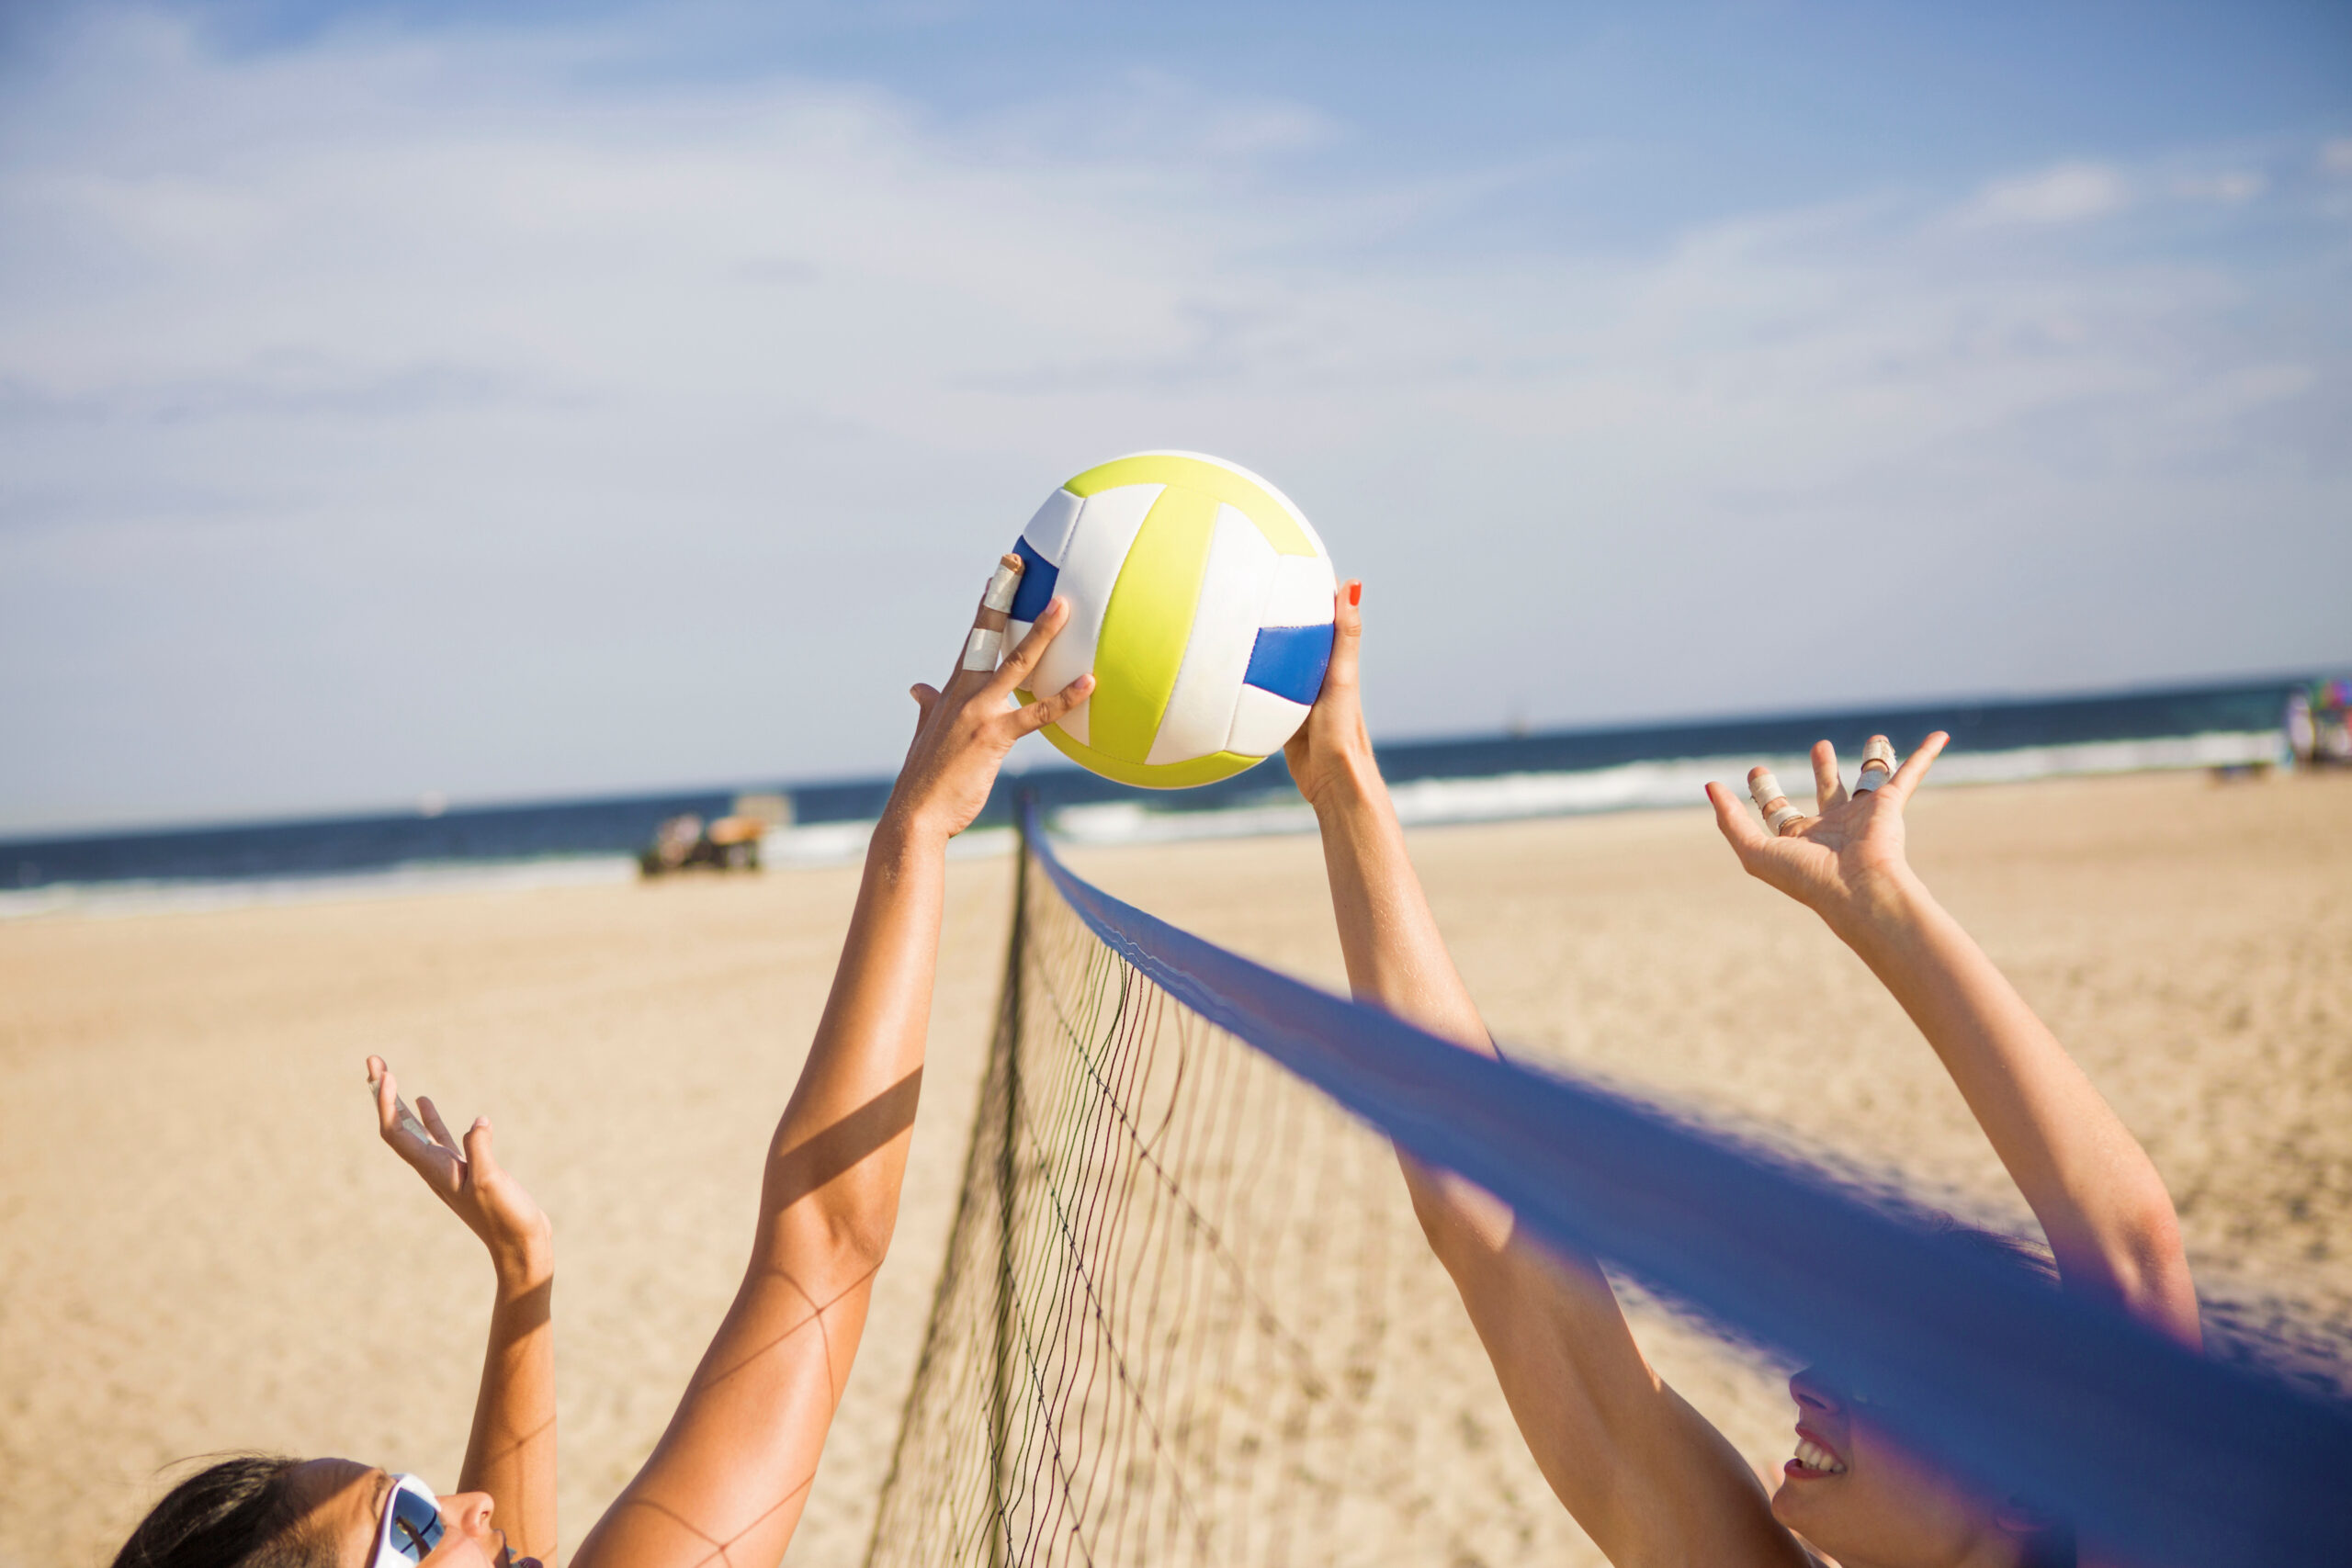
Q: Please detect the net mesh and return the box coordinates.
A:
[864,840,1571,1568]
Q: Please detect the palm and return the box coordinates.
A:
[368,1057,550,1273]
[431,1138,540,1248]
[1745,785,1910,908]
[1708,733,1949,927]
[891,568,1091,842]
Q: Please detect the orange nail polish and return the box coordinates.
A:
[1347,581,1362,606]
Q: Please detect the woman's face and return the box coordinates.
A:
[1770,1368,2024,1568]
[287,1459,508,1567]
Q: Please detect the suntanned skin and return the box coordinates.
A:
[365,1057,557,1565]
[567,567,1091,1568]
[343,560,1091,1568]
[1285,584,2198,1568]
[1285,585,1813,1568]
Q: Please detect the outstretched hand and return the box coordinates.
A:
[1705,731,1949,933]
[367,1055,551,1286]
[890,554,1093,842]
[1283,580,1369,812]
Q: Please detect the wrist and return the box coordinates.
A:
[1826,865,1936,951]
[490,1223,554,1296]
[1304,746,1386,817]
[492,1247,552,1300]
[872,804,953,860]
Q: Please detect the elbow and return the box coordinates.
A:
[2119,1202,2199,1342]
[807,1195,899,1281]
[2076,1193,2199,1347]
[761,1178,901,1289]
[1402,1159,1515,1273]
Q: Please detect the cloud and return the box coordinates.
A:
[1957,162,2131,226]
[2174,170,2266,204]
[0,7,2345,831]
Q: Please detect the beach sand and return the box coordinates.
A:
[3,769,2346,1567]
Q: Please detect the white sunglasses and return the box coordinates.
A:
[371,1473,445,1567]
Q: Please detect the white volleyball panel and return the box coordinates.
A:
[1146,505,1278,766]
[1226,683,1312,758]
[1024,482,1161,724]
[1259,550,1340,627]
[1022,487,1084,567]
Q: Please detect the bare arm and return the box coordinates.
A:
[1284,585,1808,1568]
[1711,736,2199,1346]
[368,1059,559,1564]
[570,566,1091,1568]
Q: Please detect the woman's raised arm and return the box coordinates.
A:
[571,561,1091,1568]
[367,1055,559,1566]
[1709,736,2200,1346]
[1285,586,1808,1568]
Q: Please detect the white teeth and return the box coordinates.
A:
[1793,1438,1847,1474]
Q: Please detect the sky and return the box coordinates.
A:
[2,1,2347,834]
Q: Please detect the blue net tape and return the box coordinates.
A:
[1023,802,2352,1565]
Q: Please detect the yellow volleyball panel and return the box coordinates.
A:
[1017,691,1270,789]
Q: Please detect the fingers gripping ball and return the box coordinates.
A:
[1005,452,1339,789]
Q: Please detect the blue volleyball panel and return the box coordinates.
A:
[1008,536,1061,624]
[1242,622,1334,706]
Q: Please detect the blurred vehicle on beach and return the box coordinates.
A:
[639,793,790,878]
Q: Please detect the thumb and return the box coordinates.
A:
[1326,581,1363,686]
[462,1117,499,1188]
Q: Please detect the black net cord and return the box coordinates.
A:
[989,822,1027,1568]
[860,818,1575,1567]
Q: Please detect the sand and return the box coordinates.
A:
[3,769,2347,1568]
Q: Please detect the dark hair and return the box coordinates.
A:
[111,1454,337,1568]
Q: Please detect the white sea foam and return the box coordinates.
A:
[1,730,2287,912]
[757,822,1017,866]
[0,855,640,922]
[1050,729,2289,848]
[0,828,1022,921]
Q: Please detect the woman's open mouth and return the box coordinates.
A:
[1786,1427,1848,1478]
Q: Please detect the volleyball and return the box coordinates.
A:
[1005,451,1338,789]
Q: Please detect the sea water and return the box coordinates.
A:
[0,676,2296,917]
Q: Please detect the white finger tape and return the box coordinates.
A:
[1853,737,1898,792]
[962,626,1004,671]
[1747,769,1788,812]
[983,561,1022,614]
[1767,803,1806,835]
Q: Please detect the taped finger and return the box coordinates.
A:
[962,626,1004,672]
[379,1088,430,1146]
[1852,735,1899,794]
[983,555,1023,615]
[1748,768,1807,836]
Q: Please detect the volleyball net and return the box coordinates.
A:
[865,805,2352,1567]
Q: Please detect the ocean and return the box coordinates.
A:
[0,676,2298,918]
